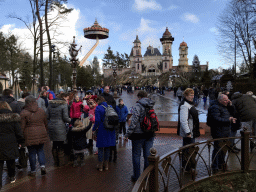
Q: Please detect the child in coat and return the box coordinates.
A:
[70,95,83,125]
[116,99,129,140]
[70,119,92,167]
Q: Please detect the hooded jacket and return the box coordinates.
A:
[125,97,155,140]
[70,99,82,119]
[231,93,256,122]
[20,102,48,146]
[0,109,24,160]
[0,95,21,114]
[47,99,71,141]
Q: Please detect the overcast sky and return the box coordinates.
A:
[0,0,231,70]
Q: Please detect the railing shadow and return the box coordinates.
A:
[132,131,253,192]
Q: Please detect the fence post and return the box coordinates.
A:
[148,148,159,192]
[240,130,250,172]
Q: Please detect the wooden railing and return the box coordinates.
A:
[132,131,255,192]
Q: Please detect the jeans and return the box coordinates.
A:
[182,137,195,170]
[212,139,226,170]
[27,144,46,172]
[0,160,15,188]
[132,137,154,180]
[98,147,110,162]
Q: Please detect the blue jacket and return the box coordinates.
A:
[116,104,128,122]
[92,102,116,148]
[208,101,231,138]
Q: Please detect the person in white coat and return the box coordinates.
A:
[177,88,200,172]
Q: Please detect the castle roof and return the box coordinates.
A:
[144,46,161,56]
[133,35,141,44]
[162,27,172,38]
[180,41,187,47]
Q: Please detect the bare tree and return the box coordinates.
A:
[217,0,256,77]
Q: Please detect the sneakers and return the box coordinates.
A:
[41,167,46,175]
[10,177,16,183]
[96,163,103,172]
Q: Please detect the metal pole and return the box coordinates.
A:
[235,24,237,80]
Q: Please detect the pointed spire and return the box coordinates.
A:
[133,34,141,43]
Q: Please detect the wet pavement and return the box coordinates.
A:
[1,90,246,192]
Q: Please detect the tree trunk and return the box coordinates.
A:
[45,0,53,90]
[35,0,44,86]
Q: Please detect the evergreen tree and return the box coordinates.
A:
[103,46,115,68]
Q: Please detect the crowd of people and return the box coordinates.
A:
[1,83,256,189]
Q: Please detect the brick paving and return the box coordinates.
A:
[1,90,256,192]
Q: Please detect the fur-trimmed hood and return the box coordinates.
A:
[71,124,86,132]
[48,99,67,108]
[0,111,21,122]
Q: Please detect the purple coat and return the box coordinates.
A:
[92,102,116,148]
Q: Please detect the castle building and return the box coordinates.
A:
[103,28,208,78]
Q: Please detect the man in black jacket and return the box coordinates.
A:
[0,89,21,114]
[208,94,235,173]
[101,86,116,109]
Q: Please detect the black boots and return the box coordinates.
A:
[52,149,59,167]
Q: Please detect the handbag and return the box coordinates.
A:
[18,147,28,168]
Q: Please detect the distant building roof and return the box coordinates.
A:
[133,35,141,44]
[180,41,187,47]
[144,46,161,56]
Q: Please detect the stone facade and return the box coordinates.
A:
[103,28,208,78]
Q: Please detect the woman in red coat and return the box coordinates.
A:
[70,95,83,125]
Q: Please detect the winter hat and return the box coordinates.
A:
[87,95,98,105]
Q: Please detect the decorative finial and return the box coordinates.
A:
[136,29,138,36]
[183,36,184,42]
[150,148,157,156]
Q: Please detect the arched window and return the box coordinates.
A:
[165,63,167,69]
[138,64,140,70]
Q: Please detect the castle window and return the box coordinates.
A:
[165,63,167,69]
[138,58,139,61]
[165,57,167,60]
[138,64,140,70]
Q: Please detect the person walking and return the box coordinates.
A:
[208,94,235,174]
[20,96,48,176]
[124,91,155,182]
[47,94,71,167]
[177,88,200,172]
[116,98,128,140]
[92,96,116,172]
[176,87,183,102]
[0,101,24,189]
[17,92,30,110]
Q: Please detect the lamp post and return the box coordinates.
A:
[51,45,56,89]
[112,64,119,99]
[69,36,82,91]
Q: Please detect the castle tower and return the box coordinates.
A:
[178,41,189,72]
[132,35,142,74]
[160,27,174,72]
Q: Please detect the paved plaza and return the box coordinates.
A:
[1,90,246,192]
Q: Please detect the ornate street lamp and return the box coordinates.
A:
[112,64,119,99]
[69,36,82,91]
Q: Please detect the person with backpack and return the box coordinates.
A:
[124,91,157,182]
[92,96,116,172]
[177,88,200,173]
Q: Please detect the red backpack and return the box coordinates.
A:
[141,107,159,133]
